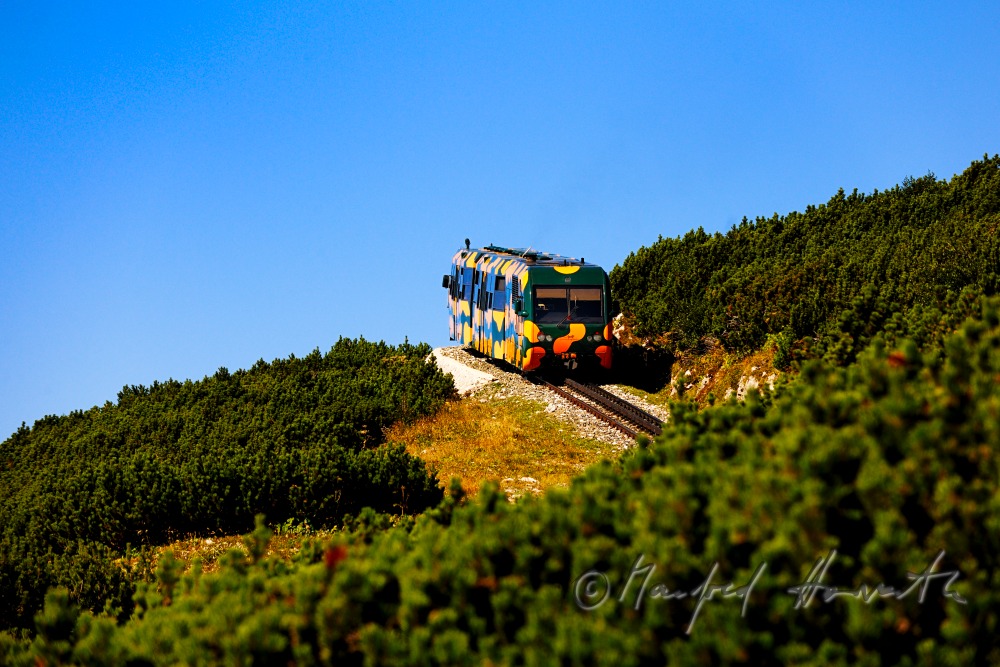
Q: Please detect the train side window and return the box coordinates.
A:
[462,268,474,301]
[491,276,505,309]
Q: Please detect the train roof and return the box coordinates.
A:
[456,244,599,268]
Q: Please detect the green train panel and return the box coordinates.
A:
[442,244,613,372]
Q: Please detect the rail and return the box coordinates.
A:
[563,379,664,436]
[529,376,639,438]
[530,375,664,438]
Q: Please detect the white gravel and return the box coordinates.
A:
[430,348,495,394]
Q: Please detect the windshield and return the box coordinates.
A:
[533,287,604,324]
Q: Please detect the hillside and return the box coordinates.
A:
[0,338,453,632]
[3,157,1000,664]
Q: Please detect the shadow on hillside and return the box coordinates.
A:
[612,345,673,393]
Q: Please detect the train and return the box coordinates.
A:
[443,242,613,372]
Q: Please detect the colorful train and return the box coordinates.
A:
[443,243,613,372]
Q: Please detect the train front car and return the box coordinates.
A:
[443,245,612,373]
[520,257,613,372]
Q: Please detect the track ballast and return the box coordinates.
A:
[529,375,665,439]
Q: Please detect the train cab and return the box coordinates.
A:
[443,244,613,372]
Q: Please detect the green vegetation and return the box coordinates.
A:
[4,302,998,665]
[611,155,1000,365]
[0,338,454,632]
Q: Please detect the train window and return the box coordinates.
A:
[462,268,474,301]
[493,276,506,308]
[534,287,570,324]
[533,287,604,324]
[569,288,604,323]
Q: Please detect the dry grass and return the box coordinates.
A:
[120,526,342,577]
[157,532,333,574]
[386,384,620,498]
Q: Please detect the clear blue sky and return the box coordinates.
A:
[3,2,999,437]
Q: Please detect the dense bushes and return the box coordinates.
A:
[611,155,1000,357]
[0,338,453,631]
[8,303,998,665]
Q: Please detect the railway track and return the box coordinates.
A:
[529,375,665,438]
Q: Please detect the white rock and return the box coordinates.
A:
[430,348,493,394]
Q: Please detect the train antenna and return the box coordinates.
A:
[464,238,470,250]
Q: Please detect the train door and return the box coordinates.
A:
[460,266,474,344]
[511,272,525,368]
[492,274,506,359]
[475,268,490,352]
[470,269,479,347]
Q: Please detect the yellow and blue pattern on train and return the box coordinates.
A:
[443,244,612,372]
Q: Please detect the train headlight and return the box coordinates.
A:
[594,331,603,341]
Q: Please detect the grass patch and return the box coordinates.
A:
[123,522,342,577]
[386,384,622,497]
